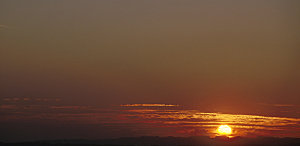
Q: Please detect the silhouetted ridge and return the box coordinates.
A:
[2,136,300,146]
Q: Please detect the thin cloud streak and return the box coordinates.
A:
[0,25,9,29]
[120,104,179,107]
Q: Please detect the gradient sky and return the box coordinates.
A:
[0,0,300,141]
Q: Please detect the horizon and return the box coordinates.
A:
[2,135,300,146]
[1,0,300,143]
[1,103,299,142]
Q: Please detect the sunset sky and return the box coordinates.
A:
[0,0,300,142]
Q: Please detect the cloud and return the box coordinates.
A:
[0,25,9,29]
[120,104,179,107]
[50,105,91,109]
[0,105,17,109]
[258,103,295,107]
[1,97,61,102]
[1,103,299,138]
[273,104,294,107]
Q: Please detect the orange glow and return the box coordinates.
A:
[217,125,232,135]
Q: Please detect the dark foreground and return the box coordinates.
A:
[1,136,300,146]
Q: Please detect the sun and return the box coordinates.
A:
[217,125,232,135]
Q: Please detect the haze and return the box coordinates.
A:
[0,0,299,142]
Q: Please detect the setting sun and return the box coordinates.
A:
[217,125,232,135]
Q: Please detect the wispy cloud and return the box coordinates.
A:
[273,104,294,107]
[0,25,9,29]
[50,105,91,109]
[120,104,179,107]
[0,105,17,109]
[258,102,295,107]
[1,103,299,138]
[2,97,61,102]
[119,108,300,137]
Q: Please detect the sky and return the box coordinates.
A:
[0,0,300,141]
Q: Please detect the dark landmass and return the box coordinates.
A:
[1,136,300,146]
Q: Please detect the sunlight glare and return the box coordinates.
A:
[217,125,232,135]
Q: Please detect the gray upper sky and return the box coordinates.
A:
[1,0,299,114]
